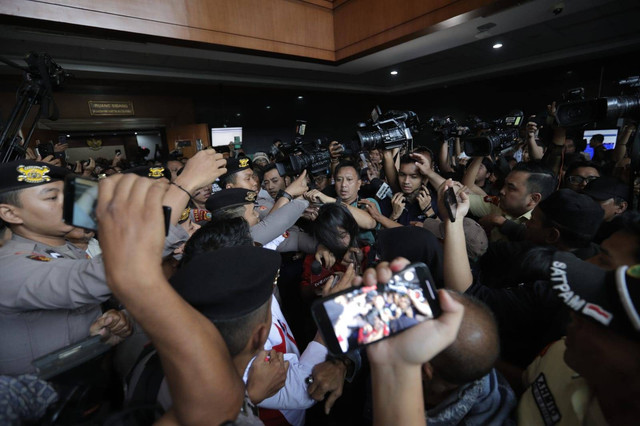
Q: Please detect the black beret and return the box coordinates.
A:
[205,188,256,212]
[220,157,252,181]
[538,189,604,237]
[0,160,70,194]
[123,165,171,180]
[583,176,630,203]
[170,246,280,320]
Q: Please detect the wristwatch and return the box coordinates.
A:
[276,189,293,201]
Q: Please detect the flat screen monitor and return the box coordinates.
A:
[583,129,618,160]
[211,127,242,148]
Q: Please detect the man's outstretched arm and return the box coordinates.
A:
[97,174,243,426]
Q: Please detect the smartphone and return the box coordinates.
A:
[311,262,442,355]
[296,120,307,137]
[443,187,457,222]
[37,141,55,158]
[359,152,371,169]
[63,175,171,234]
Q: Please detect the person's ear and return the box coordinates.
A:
[0,204,23,226]
[529,192,542,207]
[249,322,270,354]
[546,227,561,245]
[616,201,628,215]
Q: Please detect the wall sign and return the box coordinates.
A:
[88,101,135,116]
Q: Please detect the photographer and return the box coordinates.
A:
[361,155,434,228]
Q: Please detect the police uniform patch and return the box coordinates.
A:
[259,205,268,211]
[531,373,562,425]
[26,254,52,262]
[245,192,257,202]
[179,208,191,223]
[148,167,165,178]
[239,158,250,168]
[16,165,51,184]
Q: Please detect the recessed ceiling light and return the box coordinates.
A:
[236,113,241,117]
[297,96,304,100]
[134,132,138,135]
[66,134,70,137]
[493,43,503,49]
[266,105,271,109]
[390,70,398,75]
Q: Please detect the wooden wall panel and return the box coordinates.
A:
[333,0,498,61]
[0,0,334,60]
[166,123,210,159]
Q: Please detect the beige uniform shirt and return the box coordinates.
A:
[518,339,608,426]
[0,235,109,375]
[468,194,532,242]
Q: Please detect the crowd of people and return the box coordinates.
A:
[1,103,640,426]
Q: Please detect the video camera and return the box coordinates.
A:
[463,110,524,157]
[274,120,332,177]
[427,115,465,139]
[556,76,640,126]
[355,106,420,151]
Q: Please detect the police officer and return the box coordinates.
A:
[0,150,227,375]
[206,188,316,253]
[0,160,129,375]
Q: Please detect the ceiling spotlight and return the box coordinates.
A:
[390,70,398,75]
[236,113,241,117]
[266,105,271,109]
[493,43,503,49]
[134,132,138,135]
[297,96,304,100]
[66,134,70,137]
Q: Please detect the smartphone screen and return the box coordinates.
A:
[312,262,441,355]
[64,176,171,234]
[63,176,99,231]
[444,187,457,222]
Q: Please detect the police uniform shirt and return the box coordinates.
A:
[0,224,189,375]
[0,235,110,375]
[250,199,309,246]
[255,188,274,221]
[517,338,607,426]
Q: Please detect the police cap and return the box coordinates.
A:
[170,246,280,320]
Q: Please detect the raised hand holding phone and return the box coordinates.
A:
[311,261,442,355]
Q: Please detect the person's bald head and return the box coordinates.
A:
[429,291,499,385]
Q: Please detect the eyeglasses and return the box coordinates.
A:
[567,175,599,185]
